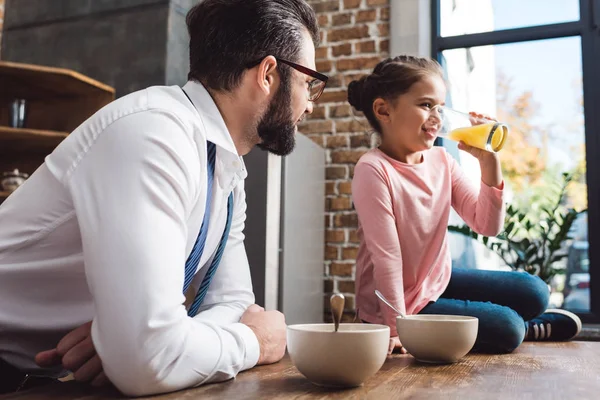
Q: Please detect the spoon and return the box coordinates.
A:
[330,293,345,332]
[375,290,406,319]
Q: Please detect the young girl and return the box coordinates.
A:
[348,55,581,355]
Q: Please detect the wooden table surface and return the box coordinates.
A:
[3,342,600,400]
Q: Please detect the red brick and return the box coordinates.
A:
[315,46,329,60]
[331,150,367,164]
[342,247,359,260]
[336,120,368,133]
[349,165,355,178]
[319,90,348,103]
[329,26,369,42]
[343,0,362,9]
[356,9,377,22]
[333,213,359,228]
[332,43,352,57]
[330,104,353,118]
[378,23,389,36]
[338,181,352,195]
[338,280,356,293]
[343,296,355,311]
[316,60,333,73]
[307,135,324,147]
[348,229,360,243]
[325,214,332,229]
[326,135,349,149]
[330,197,353,211]
[350,134,371,148]
[380,7,390,20]
[326,166,347,180]
[330,262,354,277]
[325,75,343,89]
[367,0,388,6]
[325,245,339,260]
[332,13,352,26]
[326,229,346,243]
[356,40,376,53]
[313,0,340,12]
[380,39,390,53]
[299,120,333,134]
[337,56,380,71]
[326,182,337,195]
[307,105,326,120]
[318,14,330,26]
[343,73,368,86]
[324,279,334,293]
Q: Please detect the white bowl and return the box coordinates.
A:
[287,323,390,387]
[396,315,478,363]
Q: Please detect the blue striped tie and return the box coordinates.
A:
[183,141,234,317]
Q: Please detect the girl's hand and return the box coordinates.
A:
[457,140,498,164]
[459,111,499,164]
[388,336,407,355]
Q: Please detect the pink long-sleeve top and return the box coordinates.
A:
[352,147,505,336]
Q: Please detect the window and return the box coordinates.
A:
[433,0,600,322]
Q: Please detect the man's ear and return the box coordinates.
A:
[373,98,391,124]
[256,56,279,96]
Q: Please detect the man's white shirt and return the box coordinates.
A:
[0,81,260,396]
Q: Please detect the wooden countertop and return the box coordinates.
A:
[3,341,599,400]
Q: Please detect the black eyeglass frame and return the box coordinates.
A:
[246,57,329,101]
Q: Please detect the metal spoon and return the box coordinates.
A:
[375,290,406,319]
[330,293,345,332]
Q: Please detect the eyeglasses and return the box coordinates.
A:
[247,57,329,102]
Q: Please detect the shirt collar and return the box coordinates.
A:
[182,80,239,158]
[182,80,247,183]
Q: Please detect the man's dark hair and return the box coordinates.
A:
[186,0,320,91]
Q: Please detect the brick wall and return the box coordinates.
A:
[301,0,390,322]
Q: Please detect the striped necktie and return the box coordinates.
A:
[183,141,234,317]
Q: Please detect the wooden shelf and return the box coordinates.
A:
[0,60,115,102]
[0,61,115,133]
[0,61,114,176]
[0,126,68,152]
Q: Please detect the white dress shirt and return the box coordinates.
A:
[0,81,260,396]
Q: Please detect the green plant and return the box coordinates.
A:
[448,173,586,283]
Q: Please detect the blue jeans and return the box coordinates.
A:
[419,268,550,353]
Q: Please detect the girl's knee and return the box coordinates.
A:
[521,273,550,318]
[477,308,526,353]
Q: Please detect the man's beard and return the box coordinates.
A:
[256,74,296,156]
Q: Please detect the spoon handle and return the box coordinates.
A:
[375,290,405,318]
[330,293,345,332]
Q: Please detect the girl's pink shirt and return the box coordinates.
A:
[352,147,505,336]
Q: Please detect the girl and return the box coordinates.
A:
[349,55,581,355]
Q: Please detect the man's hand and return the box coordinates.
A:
[35,321,110,387]
[388,336,407,355]
[240,304,286,365]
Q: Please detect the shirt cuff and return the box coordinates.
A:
[229,322,260,371]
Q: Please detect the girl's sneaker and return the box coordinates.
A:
[525,309,582,341]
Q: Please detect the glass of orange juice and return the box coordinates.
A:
[436,106,508,153]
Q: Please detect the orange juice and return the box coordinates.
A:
[447,122,508,152]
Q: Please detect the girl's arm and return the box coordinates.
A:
[449,145,505,237]
[352,161,405,337]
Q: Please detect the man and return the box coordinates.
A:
[0,0,327,395]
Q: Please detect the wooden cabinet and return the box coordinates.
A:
[0,61,115,203]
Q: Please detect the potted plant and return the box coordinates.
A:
[448,173,586,283]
